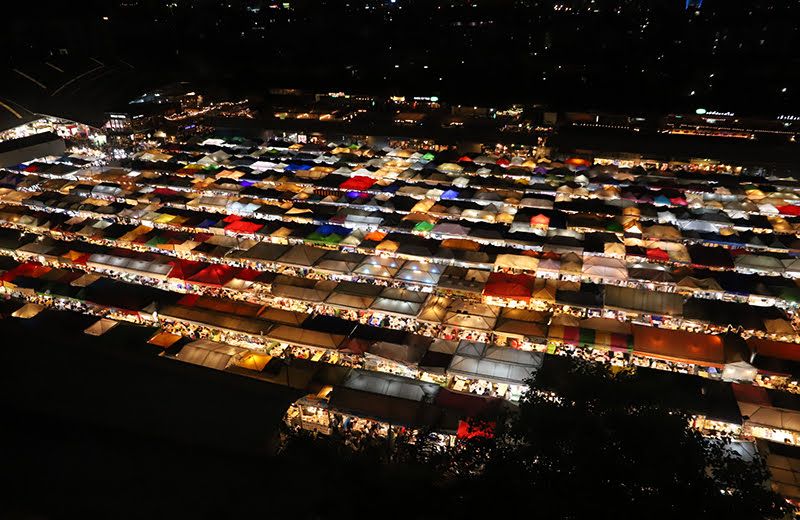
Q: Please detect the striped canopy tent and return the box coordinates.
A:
[548,325,633,352]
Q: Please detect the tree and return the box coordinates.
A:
[448,358,790,519]
[278,357,791,519]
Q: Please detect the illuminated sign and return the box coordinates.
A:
[696,108,733,116]
[778,115,800,121]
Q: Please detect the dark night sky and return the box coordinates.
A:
[4,0,800,115]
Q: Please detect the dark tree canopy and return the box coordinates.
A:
[281,358,790,519]
[446,358,789,519]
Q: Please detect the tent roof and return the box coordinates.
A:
[267,325,344,350]
[632,325,725,367]
[173,339,246,370]
[11,303,45,318]
[83,318,118,336]
[604,286,684,316]
[339,369,439,402]
[447,342,544,384]
[278,244,328,267]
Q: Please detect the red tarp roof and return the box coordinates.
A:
[177,293,201,306]
[646,247,670,261]
[235,268,262,281]
[152,187,179,196]
[72,254,91,265]
[777,205,800,216]
[188,264,240,287]
[531,214,550,226]
[483,272,535,301]
[2,262,51,281]
[222,214,243,223]
[167,258,206,280]
[224,220,263,234]
[340,176,376,191]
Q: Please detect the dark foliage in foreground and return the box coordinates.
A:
[281,359,790,519]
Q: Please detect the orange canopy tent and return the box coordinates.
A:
[632,325,725,367]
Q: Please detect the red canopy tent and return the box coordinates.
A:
[177,293,201,306]
[224,220,263,234]
[530,214,550,227]
[483,272,535,302]
[72,254,91,265]
[235,268,262,281]
[152,187,179,196]
[340,176,376,191]
[2,262,51,281]
[167,258,206,280]
[777,205,800,216]
[188,264,240,287]
[222,214,243,223]
[645,247,670,261]
[175,166,202,175]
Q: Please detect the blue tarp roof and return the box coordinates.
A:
[316,224,351,236]
[285,163,312,171]
[381,183,401,194]
[196,218,217,228]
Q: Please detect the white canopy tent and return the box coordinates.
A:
[447,341,544,385]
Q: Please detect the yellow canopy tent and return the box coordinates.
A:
[237,353,272,371]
